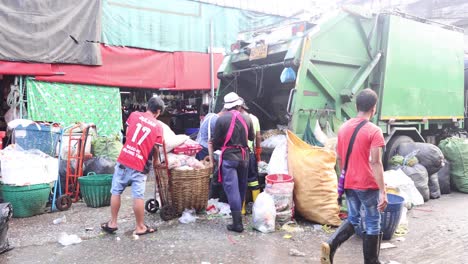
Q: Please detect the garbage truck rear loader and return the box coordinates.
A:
[215,8,465,168]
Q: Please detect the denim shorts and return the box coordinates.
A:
[346,189,381,235]
[111,163,147,199]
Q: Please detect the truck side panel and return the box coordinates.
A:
[379,15,465,121]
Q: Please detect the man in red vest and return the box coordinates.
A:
[101,97,165,236]
[210,92,254,233]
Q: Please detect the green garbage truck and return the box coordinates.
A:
[214,7,465,167]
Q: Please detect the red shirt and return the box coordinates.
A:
[117,112,163,172]
[337,118,385,190]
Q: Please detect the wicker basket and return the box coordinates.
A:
[170,166,212,215]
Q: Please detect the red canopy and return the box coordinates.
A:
[35,45,223,90]
[37,45,175,88]
[0,61,56,76]
[174,52,224,90]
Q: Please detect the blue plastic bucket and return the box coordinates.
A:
[359,193,404,240]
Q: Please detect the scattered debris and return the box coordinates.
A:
[387,261,402,264]
[283,234,292,239]
[380,242,397,249]
[116,237,121,241]
[179,209,197,224]
[132,234,140,240]
[53,215,67,225]
[85,227,94,232]
[313,224,323,231]
[58,233,82,246]
[281,221,304,233]
[289,248,306,257]
[395,237,406,242]
[206,199,231,216]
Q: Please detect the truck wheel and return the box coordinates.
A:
[384,135,414,170]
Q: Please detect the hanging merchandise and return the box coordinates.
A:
[287,131,341,226]
[280,67,296,84]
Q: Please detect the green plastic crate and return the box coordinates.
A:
[0,183,51,218]
[78,174,113,208]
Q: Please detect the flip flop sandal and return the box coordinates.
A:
[135,225,157,236]
[101,222,118,234]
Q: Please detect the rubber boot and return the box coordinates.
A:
[320,220,355,264]
[252,189,260,202]
[227,211,244,233]
[363,232,383,264]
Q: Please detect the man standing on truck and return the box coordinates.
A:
[101,96,165,236]
[210,92,254,233]
[321,88,388,264]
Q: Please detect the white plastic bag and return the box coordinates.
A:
[58,233,82,246]
[252,192,276,233]
[384,169,424,207]
[313,120,328,145]
[267,141,288,175]
[260,135,287,149]
[158,121,189,152]
[179,209,197,224]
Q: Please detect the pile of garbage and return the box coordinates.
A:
[160,122,207,171]
[389,142,448,202]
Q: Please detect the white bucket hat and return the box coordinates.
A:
[223,92,244,109]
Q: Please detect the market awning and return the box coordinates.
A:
[36,45,176,89]
[174,52,224,90]
[36,45,224,90]
[0,61,56,76]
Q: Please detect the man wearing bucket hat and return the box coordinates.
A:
[210,92,254,233]
[321,88,387,264]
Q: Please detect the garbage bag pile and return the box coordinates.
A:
[389,142,448,202]
[438,137,468,193]
[265,178,294,224]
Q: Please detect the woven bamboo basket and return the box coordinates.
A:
[170,165,212,215]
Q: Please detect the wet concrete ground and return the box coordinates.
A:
[0,182,467,264]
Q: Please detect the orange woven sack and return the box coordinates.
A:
[287,130,341,226]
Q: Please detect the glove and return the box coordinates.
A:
[255,147,262,162]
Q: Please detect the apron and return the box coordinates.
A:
[217,110,249,183]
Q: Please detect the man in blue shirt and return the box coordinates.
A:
[195,109,224,160]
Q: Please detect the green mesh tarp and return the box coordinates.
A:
[439,137,468,193]
[102,0,283,53]
[27,79,123,137]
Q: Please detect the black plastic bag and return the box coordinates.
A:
[83,157,116,176]
[437,160,451,194]
[429,173,441,199]
[397,142,444,175]
[0,203,12,254]
[402,164,430,202]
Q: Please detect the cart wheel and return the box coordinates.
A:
[56,195,72,211]
[246,202,254,215]
[145,199,159,214]
[160,205,176,221]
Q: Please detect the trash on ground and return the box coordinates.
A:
[313,224,323,231]
[281,221,304,233]
[380,242,397,249]
[132,234,140,240]
[179,208,197,224]
[206,198,231,217]
[53,215,67,225]
[116,237,121,241]
[283,234,292,239]
[58,233,82,246]
[252,192,276,233]
[387,261,402,264]
[85,227,94,231]
[395,237,406,242]
[289,248,306,257]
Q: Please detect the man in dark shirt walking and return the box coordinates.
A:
[210,92,254,233]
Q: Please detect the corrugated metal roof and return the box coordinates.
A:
[194,0,335,17]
